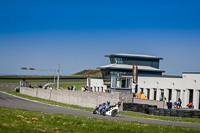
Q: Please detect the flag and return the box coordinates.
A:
[133,63,138,84]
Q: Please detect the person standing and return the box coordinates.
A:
[71,86,73,90]
[73,85,76,91]
[178,98,182,108]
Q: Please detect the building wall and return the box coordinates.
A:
[87,78,107,92]
[89,73,200,110]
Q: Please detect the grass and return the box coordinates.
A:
[1,89,200,124]
[0,78,87,83]
[0,89,93,112]
[59,83,86,91]
[118,111,200,124]
[1,107,200,133]
[72,69,102,77]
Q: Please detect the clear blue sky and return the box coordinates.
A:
[0,0,200,76]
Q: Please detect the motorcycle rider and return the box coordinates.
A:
[106,101,110,107]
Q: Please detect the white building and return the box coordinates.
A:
[87,54,200,110]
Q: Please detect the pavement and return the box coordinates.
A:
[0,91,200,129]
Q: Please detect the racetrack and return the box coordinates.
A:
[0,91,200,129]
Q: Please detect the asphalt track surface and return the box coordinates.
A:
[0,92,200,129]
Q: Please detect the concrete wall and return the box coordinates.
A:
[20,87,122,109]
[133,98,164,108]
[20,87,164,110]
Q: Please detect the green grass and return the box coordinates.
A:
[1,107,200,133]
[118,111,200,124]
[72,69,102,77]
[1,89,200,124]
[0,89,93,112]
[59,83,86,91]
[0,78,86,83]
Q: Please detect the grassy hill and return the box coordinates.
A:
[71,69,102,77]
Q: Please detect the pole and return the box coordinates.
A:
[57,64,60,90]
[88,75,91,91]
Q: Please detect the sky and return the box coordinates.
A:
[0,0,200,76]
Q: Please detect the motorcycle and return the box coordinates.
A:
[93,102,121,117]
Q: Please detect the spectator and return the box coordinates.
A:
[141,93,146,99]
[67,86,70,90]
[71,86,73,90]
[84,86,88,91]
[137,92,142,99]
[38,84,42,88]
[178,98,182,108]
[73,85,76,91]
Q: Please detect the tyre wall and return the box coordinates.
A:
[123,103,200,118]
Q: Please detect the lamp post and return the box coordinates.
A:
[21,64,60,89]
[57,64,60,90]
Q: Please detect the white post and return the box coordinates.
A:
[193,89,199,109]
[57,64,60,90]
[156,88,160,101]
[164,88,169,102]
[150,88,154,100]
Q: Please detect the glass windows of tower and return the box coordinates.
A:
[110,71,132,77]
[110,57,128,64]
[111,76,132,88]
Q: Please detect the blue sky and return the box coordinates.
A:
[0,0,200,75]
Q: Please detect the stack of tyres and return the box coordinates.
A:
[191,111,200,118]
[164,109,171,116]
[135,104,142,113]
[153,109,159,116]
[183,110,192,118]
[141,104,149,114]
[158,109,165,116]
[176,110,184,117]
[123,103,127,110]
[170,109,177,117]
[125,103,134,111]
[131,106,138,112]
[149,107,156,115]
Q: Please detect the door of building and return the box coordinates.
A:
[189,89,193,103]
[168,89,172,101]
[199,91,200,109]
[154,88,157,100]
[121,78,126,88]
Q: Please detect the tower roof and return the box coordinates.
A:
[105,53,163,60]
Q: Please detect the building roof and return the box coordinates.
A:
[97,64,165,72]
[105,53,163,60]
[182,72,200,74]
